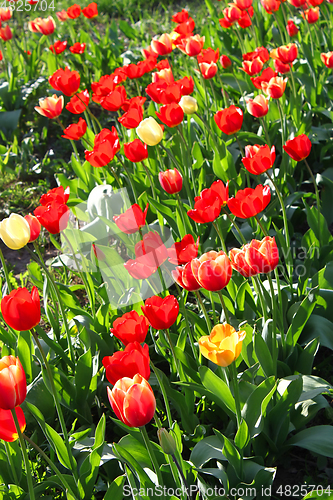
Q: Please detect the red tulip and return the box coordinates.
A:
[82,2,98,18]
[178,34,205,57]
[177,76,194,95]
[134,231,168,268]
[286,20,299,37]
[174,17,195,35]
[220,55,232,68]
[151,33,173,56]
[261,0,280,13]
[124,254,157,280]
[85,127,120,167]
[261,76,287,98]
[66,89,90,114]
[242,57,264,76]
[0,356,26,410]
[246,94,269,117]
[250,67,277,90]
[242,144,276,174]
[107,374,156,427]
[67,4,81,19]
[0,26,13,41]
[302,7,319,23]
[0,407,26,442]
[191,250,232,292]
[49,67,80,97]
[199,62,218,79]
[56,10,68,22]
[124,139,148,163]
[142,295,179,330]
[1,287,40,332]
[270,43,298,64]
[244,236,279,274]
[103,342,150,386]
[167,234,200,265]
[274,59,292,74]
[223,4,242,22]
[34,16,56,35]
[159,169,183,194]
[283,134,311,161]
[24,214,41,242]
[197,48,220,64]
[229,247,258,277]
[227,184,271,218]
[238,11,252,28]
[0,8,12,22]
[321,52,333,69]
[235,0,253,8]
[34,202,70,234]
[187,188,222,224]
[172,263,202,291]
[214,105,243,135]
[110,311,150,346]
[113,203,149,234]
[118,104,143,129]
[210,180,229,206]
[62,117,87,140]
[50,40,68,54]
[243,46,270,63]
[100,86,127,112]
[69,42,86,54]
[156,103,184,127]
[40,186,70,206]
[172,9,189,23]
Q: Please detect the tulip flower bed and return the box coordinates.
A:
[1,0,333,499]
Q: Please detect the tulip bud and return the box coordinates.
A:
[179,95,198,115]
[136,117,164,146]
[24,214,41,242]
[157,428,177,455]
[0,213,31,250]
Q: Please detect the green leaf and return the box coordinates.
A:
[287,426,333,458]
[242,377,276,438]
[118,19,137,40]
[285,287,318,350]
[75,350,93,404]
[103,476,126,500]
[44,423,74,470]
[253,333,275,377]
[222,434,242,478]
[190,435,226,468]
[304,200,332,245]
[199,366,236,413]
[234,419,249,450]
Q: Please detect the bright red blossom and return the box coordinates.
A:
[0,407,26,442]
[62,118,87,140]
[103,342,150,386]
[24,214,41,242]
[156,103,184,127]
[227,184,271,218]
[283,134,311,161]
[49,67,80,96]
[69,43,86,54]
[1,287,40,332]
[191,251,232,292]
[67,4,81,19]
[82,2,98,18]
[110,311,150,346]
[34,202,70,234]
[113,203,149,234]
[159,169,183,194]
[0,356,26,410]
[230,237,279,276]
[142,295,179,330]
[214,105,243,135]
[167,234,200,265]
[85,127,120,167]
[242,144,276,175]
[50,40,67,54]
[66,89,90,114]
[124,140,148,163]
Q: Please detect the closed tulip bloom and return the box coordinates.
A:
[242,144,276,174]
[168,234,200,265]
[0,8,12,22]
[223,4,242,21]
[66,89,90,114]
[283,134,311,161]
[179,95,198,114]
[178,34,205,57]
[220,54,232,68]
[286,19,299,37]
[110,311,150,346]
[82,2,98,18]
[0,356,26,410]
[62,117,87,140]
[229,247,258,277]
[246,94,269,117]
[245,236,279,273]
[214,105,243,135]
[24,214,41,242]
[242,58,264,76]
[35,94,64,119]
[238,11,252,29]
[34,16,56,35]
[34,202,70,234]
[1,287,40,332]
[50,40,67,54]
[187,188,222,224]
[135,231,168,268]
[199,323,246,367]
[321,52,333,69]
[156,103,184,127]
[302,7,319,23]
[85,127,120,167]
[177,76,195,95]
[113,203,149,234]
[235,0,253,9]
[173,16,195,35]
[124,254,157,280]
[199,62,218,79]
[69,42,86,54]
[0,26,12,41]
[103,342,150,386]
[136,117,164,146]
[243,46,270,64]
[172,9,189,23]
[274,59,292,74]
[0,407,26,442]
[261,76,287,98]
[191,251,232,292]
[67,4,81,18]
[251,67,277,90]
[119,105,143,129]
[261,0,280,13]
[287,0,306,5]
[270,43,298,64]
[56,9,68,21]
[40,186,70,206]
[0,214,30,250]
[49,67,80,96]
[219,17,233,28]
[142,295,179,330]
[124,140,148,163]
[107,374,156,427]
[228,184,271,218]
[100,86,127,112]
[151,33,173,56]
[152,67,174,85]
[197,47,220,64]
[172,262,202,291]
[159,169,183,194]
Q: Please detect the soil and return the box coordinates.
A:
[0,241,59,280]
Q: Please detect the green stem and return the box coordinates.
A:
[228,361,242,429]
[222,208,246,245]
[260,117,271,147]
[175,282,200,365]
[22,433,78,499]
[212,221,227,254]
[210,291,218,324]
[142,161,157,200]
[176,193,187,238]
[164,328,180,377]
[195,290,212,332]
[116,155,138,203]
[178,123,197,198]
[4,441,19,485]
[217,290,230,324]
[304,158,321,241]
[11,408,35,500]
[150,361,172,428]
[0,246,12,292]
[252,275,268,321]
[171,453,191,500]
[31,329,78,480]
[140,426,163,486]
[267,273,278,375]
[272,11,286,44]
[28,244,75,363]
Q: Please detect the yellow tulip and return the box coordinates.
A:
[198,323,246,367]
[0,214,31,250]
[179,96,198,115]
[136,117,164,146]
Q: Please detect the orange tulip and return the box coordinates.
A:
[198,323,246,367]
